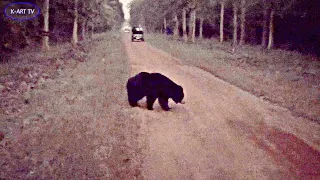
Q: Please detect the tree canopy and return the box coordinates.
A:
[129,0,320,55]
[0,0,124,55]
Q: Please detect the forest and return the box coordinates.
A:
[129,0,320,56]
[0,0,125,61]
[1,1,320,179]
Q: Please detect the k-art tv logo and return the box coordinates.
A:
[5,2,40,20]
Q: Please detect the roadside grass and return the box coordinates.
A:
[1,32,143,179]
[146,33,320,122]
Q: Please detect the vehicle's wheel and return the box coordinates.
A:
[141,38,144,42]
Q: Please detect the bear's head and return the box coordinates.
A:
[171,85,184,104]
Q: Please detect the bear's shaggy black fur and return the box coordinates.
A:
[126,72,184,111]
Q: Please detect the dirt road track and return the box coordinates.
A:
[123,35,320,179]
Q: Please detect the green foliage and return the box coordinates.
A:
[58,0,124,30]
[129,0,219,32]
[0,0,125,54]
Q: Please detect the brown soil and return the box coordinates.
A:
[124,34,320,179]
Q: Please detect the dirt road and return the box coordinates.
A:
[123,35,320,179]
[1,34,319,179]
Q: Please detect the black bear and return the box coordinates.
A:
[126,72,184,111]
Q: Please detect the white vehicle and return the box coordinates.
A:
[131,27,144,42]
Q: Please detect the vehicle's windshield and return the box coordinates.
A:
[133,31,143,34]
[132,27,144,34]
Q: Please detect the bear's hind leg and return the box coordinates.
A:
[146,95,157,110]
[159,97,170,111]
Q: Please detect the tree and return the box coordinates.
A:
[239,0,245,45]
[0,0,124,56]
[72,0,79,45]
[261,0,268,47]
[188,0,210,42]
[232,1,239,46]
[267,9,274,49]
[42,0,50,50]
[197,1,209,40]
[191,8,196,42]
[263,0,297,49]
[129,1,155,30]
[219,0,225,43]
[199,17,204,39]
[173,12,179,39]
[182,8,188,42]
[198,0,217,40]
[186,0,197,42]
[79,1,88,41]
[229,0,259,46]
[188,0,199,43]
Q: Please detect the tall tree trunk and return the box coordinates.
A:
[188,10,192,38]
[191,9,196,43]
[267,9,274,49]
[239,0,246,45]
[163,17,167,34]
[199,17,204,39]
[262,1,268,47]
[81,19,86,41]
[72,0,79,46]
[220,1,225,43]
[233,2,238,46]
[173,13,179,39]
[182,8,187,42]
[42,0,50,50]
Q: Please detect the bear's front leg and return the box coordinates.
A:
[129,100,138,107]
[127,88,144,107]
[146,95,157,110]
[158,97,170,111]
